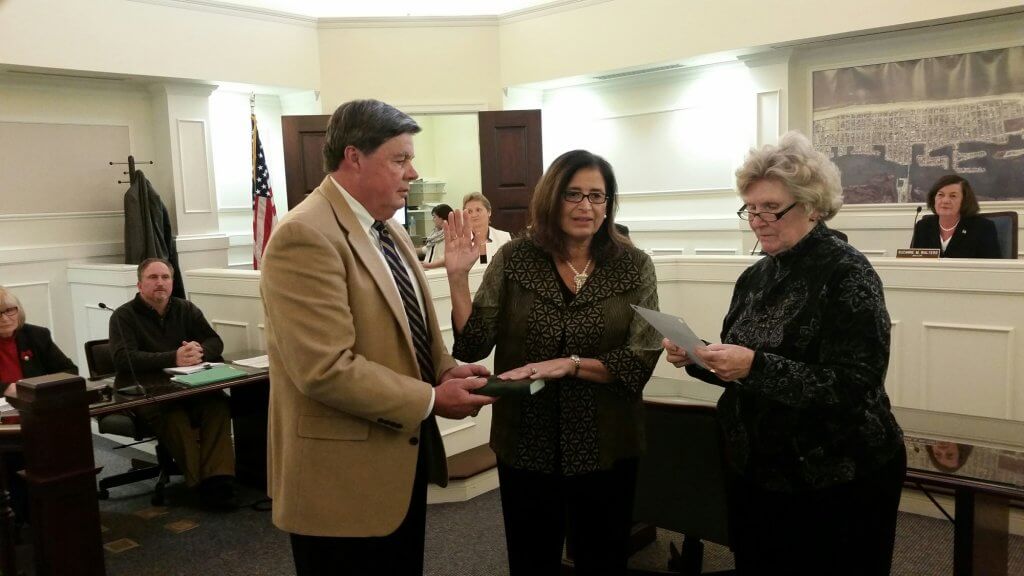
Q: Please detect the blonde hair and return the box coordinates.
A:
[462,192,492,213]
[0,286,27,329]
[735,131,843,221]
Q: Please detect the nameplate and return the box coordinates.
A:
[896,248,941,259]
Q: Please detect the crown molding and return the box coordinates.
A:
[318,15,498,29]
[126,0,317,26]
[500,0,612,23]
[127,0,611,27]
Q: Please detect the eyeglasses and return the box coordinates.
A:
[737,202,798,222]
[562,191,608,204]
[0,307,18,318]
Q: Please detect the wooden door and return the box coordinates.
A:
[478,110,543,235]
[281,114,330,209]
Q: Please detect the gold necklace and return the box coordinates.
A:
[565,258,592,293]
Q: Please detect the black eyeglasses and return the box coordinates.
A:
[562,191,608,204]
[0,306,18,318]
[737,202,798,222]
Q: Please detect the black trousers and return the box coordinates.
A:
[497,458,638,576]
[290,442,429,576]
[727,446,907,576]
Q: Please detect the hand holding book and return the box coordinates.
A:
[471,376,546,397]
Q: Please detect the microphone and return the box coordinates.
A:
[98,303,146,397]
[909,206,923,248]
[749,238,761,256]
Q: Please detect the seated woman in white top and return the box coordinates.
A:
[423,192,511,269]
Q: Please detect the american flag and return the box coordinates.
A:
[251,113,278,269]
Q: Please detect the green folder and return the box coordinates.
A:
[170,365,248,386]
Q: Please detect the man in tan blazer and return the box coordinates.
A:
[260,99,495,576]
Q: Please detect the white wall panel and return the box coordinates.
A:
[177,119,214,214]
[922,323,1014,419]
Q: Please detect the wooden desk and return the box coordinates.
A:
[88,364,268,417]
[0,361,270,575]
[905,436,1024,576]
[90,360,270,488]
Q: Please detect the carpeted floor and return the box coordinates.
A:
[69,437,1020,575]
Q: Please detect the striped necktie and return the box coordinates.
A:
[372,221,436,385]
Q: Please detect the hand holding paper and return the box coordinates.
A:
[693,344,755,381]
[631,305,711,370]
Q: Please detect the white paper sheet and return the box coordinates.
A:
[232,355,269,369]
[630,305,710,370]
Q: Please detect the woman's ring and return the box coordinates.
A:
[530,367,537,375]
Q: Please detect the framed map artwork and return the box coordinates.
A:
[812,46,1024,203]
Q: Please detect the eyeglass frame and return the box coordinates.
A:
[737,202,799,223]
[0,306,19,319]
[562,190,608,204]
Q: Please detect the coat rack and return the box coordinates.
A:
[110,155,154,185]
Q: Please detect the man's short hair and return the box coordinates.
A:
[322,99,421,173]
[137,258,175,282]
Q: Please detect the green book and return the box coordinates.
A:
[170,365,248,386]
[472,377,546,397]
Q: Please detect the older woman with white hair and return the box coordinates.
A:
[663,132,905,576]
[0,285,77,528]
[0,286,77,392]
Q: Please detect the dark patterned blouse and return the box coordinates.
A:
[453,238,662,475]
[687,223,903,492]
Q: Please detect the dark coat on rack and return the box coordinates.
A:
[123,170,185,297]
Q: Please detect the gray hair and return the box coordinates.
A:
[735,131,843,221]
[462,192,492,212]
[322,99,421,172]
[0,286,27,329]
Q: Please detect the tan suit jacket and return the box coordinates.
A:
[260,177,457,537]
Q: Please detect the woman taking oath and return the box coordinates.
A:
[663,132,905,576]
[445,150,661,575]
[910,174,1000,258]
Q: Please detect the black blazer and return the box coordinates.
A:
[911,215,1001,259]
[13,324,78,379]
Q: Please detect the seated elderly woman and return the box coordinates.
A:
[910,174,1000,258]
[663,132,905,576]
[421,194,511,269]
[0,285,77,394]
[0,285,78,527]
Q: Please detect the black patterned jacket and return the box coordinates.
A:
[687,223,903,491]
[453,238,661,475]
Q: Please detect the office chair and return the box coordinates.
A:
[631,399,735,575]
[978,211,1019,259]
[85,339,175,505]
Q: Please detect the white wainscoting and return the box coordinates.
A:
[1,212,128,369]
[186,256,1024,457]
[66,264,140,372]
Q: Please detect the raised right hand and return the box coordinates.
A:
[443,210,480,277]
[433,376,495,420]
